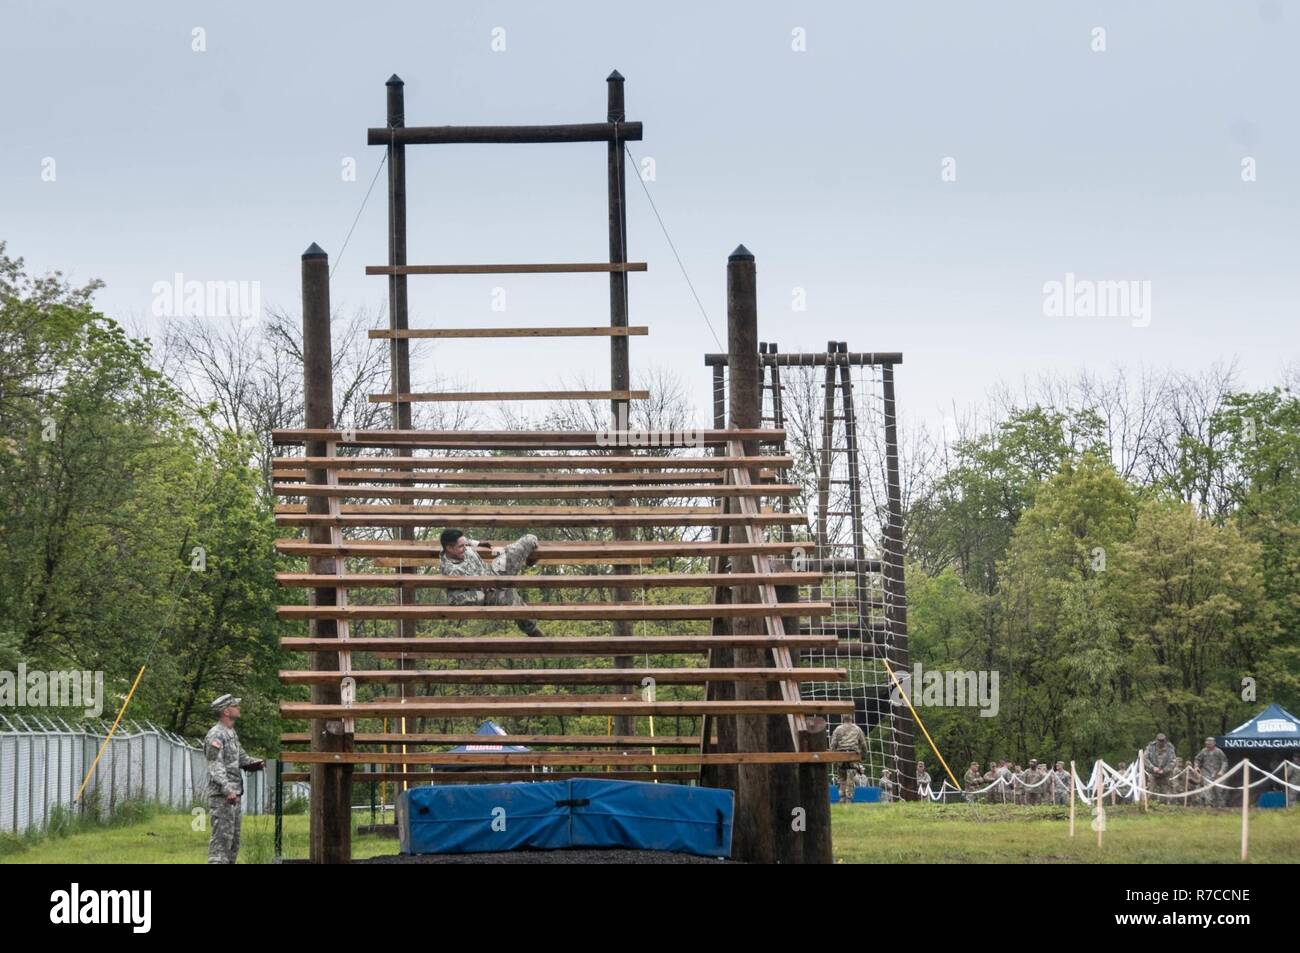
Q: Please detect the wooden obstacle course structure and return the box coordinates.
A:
[275,74,854,864]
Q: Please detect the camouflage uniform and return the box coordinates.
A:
[879,770,895,803]
[440,534,541,636]
[1052,764,1071,805]
[916,764,932,798]
[1193,741,1228,808]
[1023,761,1042,805]
[829,720,869,802]
[204,695,262,864]
[964,764,985,803]
[1143,735,1177,798]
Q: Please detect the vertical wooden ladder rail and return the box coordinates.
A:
[325,440,355,737]
[726,439,805,748]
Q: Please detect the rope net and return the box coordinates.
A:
[718,353,911,789]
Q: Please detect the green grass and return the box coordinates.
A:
[1,802,1295,863]
[830,802,1300,863]
[0,808,396,864]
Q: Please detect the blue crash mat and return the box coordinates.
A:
[400,779,733,858]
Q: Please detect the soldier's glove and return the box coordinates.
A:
[245,760,265,772]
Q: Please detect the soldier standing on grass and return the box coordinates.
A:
[1193,736,1228,808]
[205,694,263,864]
[1052,761,1070,805]
[829,713,869,803]
[916,761,932,799]
[1143,733,1176,799]
[964,761,984,803]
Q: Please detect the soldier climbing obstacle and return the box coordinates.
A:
[438,529,545,637]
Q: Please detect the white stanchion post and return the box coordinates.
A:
[1138,749,1148,812]
[1094,760,1104,848]
[1241,759,1250,861]
[1069,760,1077,838]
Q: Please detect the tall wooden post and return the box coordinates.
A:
[880,363,916,799]
[607,70,635,736]
[725,244,779,863]
[302,243,353,864]
[384,75,417,777]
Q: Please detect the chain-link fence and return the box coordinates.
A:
[0,713,285,835]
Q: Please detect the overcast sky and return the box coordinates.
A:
[2,1,1296,434]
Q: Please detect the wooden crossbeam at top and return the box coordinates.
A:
[368,389,650,404]
[368,326,649,339]
[366,121,643,146]
[365,262,647,276]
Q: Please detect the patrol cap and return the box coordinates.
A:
[1205,736,1216,743]
[1156,733,1167,741]
[211,693,242,712]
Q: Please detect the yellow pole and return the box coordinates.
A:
[880,658,961,794]
[75,664,147,802]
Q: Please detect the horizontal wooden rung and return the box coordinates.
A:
[282,771,694,784]
[270,428,786,448]
[271,455,794,471]
[276,503,725,516]
[272,483,798,501]
[274,540,809,560]
[369,390,650,404]
[281,699,853,718]
[280,733,702,748]
[275,512,805,528]
[365,262,648,276]
[368,326,649,339]
[281,635,835,655]
[286,750,856,767]
[278,667,844,685]
[277,602,831,622]
[274,571,822,590]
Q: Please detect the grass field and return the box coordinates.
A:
[1,801,1295,864]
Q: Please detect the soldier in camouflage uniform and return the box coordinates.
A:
[439,528,544,637]
[204,694,263,864]
[964,761,985,803]
[829,713,869,803]
[1143,733,1177,799]
[1052,761,1070,805]
[1193,736,1228,808]
[916,761,932,798]
[1023,759,1041,805]
[879,769,895,803]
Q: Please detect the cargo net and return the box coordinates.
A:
[731,354,909,788]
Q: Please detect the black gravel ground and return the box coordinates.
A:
[355,848,734,864]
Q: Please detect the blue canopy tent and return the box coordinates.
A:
[1216,704,1300,753]
[1215,704,1300,807]
[436,720,533,775]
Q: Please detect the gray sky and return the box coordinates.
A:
[2,1,1296,433]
